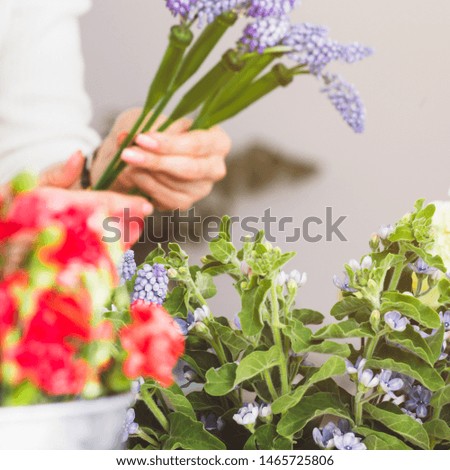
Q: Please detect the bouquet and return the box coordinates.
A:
[118,199,449,450]
[0,174,185,410]
[94,0,373,190]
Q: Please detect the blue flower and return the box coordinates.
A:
[201,413,225,432]
[334,432,367,450]
[358,368,380,389]
[166,0,196,18]
[377,224,394,240]
[321,73,366,133]
[120,408,139,443]
[258,402,272,418]
[248,0,298,18]
[440,311,450,331]
[384,311,409,332]
[132,263,169,305]
[379,369,404,398]
[174,312,195,336]
[233,402,259,426]
[119,250,137,284]
[345,357,366,375]
[131,377,144,395]
[408,258,438,276]
[234,315,242,330]
[404,385,432,419]
[333,273,357,293]
[241,16,290,53]
[312,422,337,449]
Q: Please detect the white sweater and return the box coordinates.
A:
[0,0,100,183]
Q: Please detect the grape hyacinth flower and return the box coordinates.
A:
[241,16,290,53]
[321,73,365,133]
[312,422,338,449]
[334,433,367,450]
[120,408,139,443]
[132,263,169,305]
[384,311,409,332]
[409,258,438,276]
[119,250,137,284]
[404,385,432,419]
[201,413,225,432]
[358,367,380,389]
[379,369,404,399]
[247,0,298,18]
[333,273,357,293]
[166,0,197,18]
[233,402,259,426]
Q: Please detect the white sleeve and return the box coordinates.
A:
[0,0,101,184]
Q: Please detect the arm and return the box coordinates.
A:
[0,0,100,184]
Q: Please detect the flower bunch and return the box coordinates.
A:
[95,1,372,190]
[0,174,184,406]
[126,200,448,450]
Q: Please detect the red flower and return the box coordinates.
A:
[0,272,27,340]
[119,301,185,387]
[12,341,88,396]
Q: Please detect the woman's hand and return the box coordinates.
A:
[92,108,231,211]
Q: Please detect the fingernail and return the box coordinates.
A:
[142,203,153,215]
[117,131,129,146]
[122,149,145,164]
[136,134,159,150]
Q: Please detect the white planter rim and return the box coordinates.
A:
[0,392,133,423]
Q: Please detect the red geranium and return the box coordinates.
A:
[0,272,27,341]
[119,301,185,387]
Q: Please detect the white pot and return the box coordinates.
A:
[0,393,133,450]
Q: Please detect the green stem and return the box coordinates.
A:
[270,284,289,396]
[263,370,278,401]
[137,430,159,447]
[141,91,175,134]
[388,247,407,291]
[141,389,169,432]
[354,391,364,426]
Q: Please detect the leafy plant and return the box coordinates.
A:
[128,202,449,450]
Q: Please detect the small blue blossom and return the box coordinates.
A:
[132,263,169,305]
[248,0,298,18]
[166,0,197,18]
[234,315,242,330]
[119,250,137,284]
[233,402,259,426]
[312,422,337,449]
[174,312,195,336]
[334,432,367,450]
[440,311,450,331]
[201,413,225,432]
[194,305,211,322]
[130,377,144,395]
[358,368,380,389]
[333,273,357,293]
[241,16,290,53]
[379,369,404,398]
[408,258,438,276]
[401,407,423,423]
[384,311,409,332]
[321,73,366,133]
[258,402,272,418]
[348,256,373,272]
[404,385,432,419]
[377,224,394,240]
[120,408,139,443]
[345,357,366,375]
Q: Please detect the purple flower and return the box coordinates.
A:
[166,0,197,18]
[439,311,450,331]
[379,369,404,398]
[345,357,366,375]
[313,422,337,449]
[132,263,169,305]
[322,74,366,133]
[120,408,139,443]
[358,368,380,389]
[234,315,242,330]
[119,250,137,284]
[201,413,225,432]
[334,432,367,450]
[408,258,438,276]
[384,311,409,332]
[404,385,432,419]
[174,312,195,335]
[333,273,358,293]
[188,0,242,26]
[241,16,290,53]
[247,0,298,18]
[131,377,144,395]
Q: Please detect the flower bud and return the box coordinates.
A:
[167,268,178,278]
[370,310,381,332]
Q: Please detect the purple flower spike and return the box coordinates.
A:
[384,311,409,332]
[241,16,290,53]
[322,74,366,133]
[132,263,169,305]
[119,250,137,284]
[166,0,197,18]
[248,0,298,18]
[188,0,242,26]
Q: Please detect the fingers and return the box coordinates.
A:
[121,148,227,182]
[39,151,85,188]
[135,125,232,158]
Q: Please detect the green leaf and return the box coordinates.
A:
[301,341,351,357]
[331,297,373,321]
[164,286,188,316]
[164,412,226,450]
[355,427,412,450]
[381,292,441,329]
[424,325,445,364]
[423,419,450,443]
[292,308,324,325]
[234,346,280,386]
[186,391,224,415]
[313,319,374,340]
[244,424,278,450]
[283,319,312,353]
[367,346,445,391]
[430,385,450,411]
[202,262,238,277]
[387,324,436,365]
[144,383,196,420]
[272,357,346,414]
[209,238,236,264]
[238,279,271,336]
[144,245,166,264]
[183,351,220,378]
[195,271,217,299]
[365,403,430,449]
[277,393,352,437]
[204,363,237,396]
[209,321,252,360]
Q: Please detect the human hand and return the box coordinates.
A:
[92,108,231,211]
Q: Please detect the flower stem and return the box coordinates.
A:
[137,429,159,448]
[264,370,278,401]
[354,391,364,426]
[388,247,407,291]
[141,389,169,432]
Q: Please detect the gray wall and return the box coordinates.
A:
[80,1,450,316]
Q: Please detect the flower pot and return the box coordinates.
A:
[0,393,133,450]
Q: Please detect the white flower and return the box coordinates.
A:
[194,305,210,322]
[258,403,272,418]
[358,368,380,389]
[345,357,366,375]
[289,270,308,287]
[430,200,450,272]
[233,403,259,426]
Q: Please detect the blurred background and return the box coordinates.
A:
[80,0,450,317]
